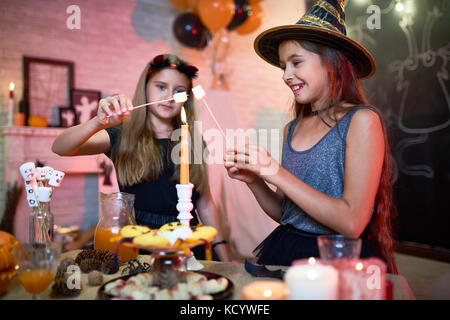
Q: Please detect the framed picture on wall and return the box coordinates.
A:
[23,56,75,126]
[71,89,101,125]
[58,107,76,128]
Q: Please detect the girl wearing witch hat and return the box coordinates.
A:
[224,0,397,273]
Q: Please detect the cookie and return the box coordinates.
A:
[189,226,217,242]
[159,221,188,233]
[133,232,170,247]
[120,225,152,238]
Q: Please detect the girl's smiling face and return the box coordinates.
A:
[146,68,190,122]
[279,40,330,109]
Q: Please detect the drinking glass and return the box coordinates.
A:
[317,235,362,260]
[12,242,61,299]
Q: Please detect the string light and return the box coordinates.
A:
[354,0,408,15]
[395,0,405,12]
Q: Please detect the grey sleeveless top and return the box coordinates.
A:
[280,106,375,234]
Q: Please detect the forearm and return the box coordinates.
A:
[271,168,363,237]
[52,116,105,156]
[247,178,283,223]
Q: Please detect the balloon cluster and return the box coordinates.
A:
[171,0,264,49]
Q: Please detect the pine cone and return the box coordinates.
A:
[50,275,81,297]
[56,258,76,278]
[79,258,102,273]
[75,249,120,274]
[100,259,119,274]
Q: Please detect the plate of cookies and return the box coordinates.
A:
[118,222,218,252]
[97,270,234,300]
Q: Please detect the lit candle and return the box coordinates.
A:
[284,258,339,300]
[242,280,288,300]
[8,82,14,126]
[9,82,14,99]
[180,106,189,184]
[332,258,387,300]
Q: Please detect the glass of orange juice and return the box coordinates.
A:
[12,243,61,299]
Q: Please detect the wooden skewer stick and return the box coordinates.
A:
[106,97,175,118]
[200,98,232,147]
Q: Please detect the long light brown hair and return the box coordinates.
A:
[293,40,398,274]
[112,55,207,194]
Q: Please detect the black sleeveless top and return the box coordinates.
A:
[105,124,200,229]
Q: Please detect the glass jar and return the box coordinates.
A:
[29,187,54,244]
[152,251,187,289]
[94,192,138,263]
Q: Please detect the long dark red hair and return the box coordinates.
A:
[294,40,398,274]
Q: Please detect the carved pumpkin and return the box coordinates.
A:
[0,231,19,270]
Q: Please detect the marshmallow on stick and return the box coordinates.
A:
[192,85,232,146]
[19,162,37,182]
[35,167,47,186]
[20,162,40,207]
[49,170,65,187]
[43,166,54,181]
[107,92,188,117]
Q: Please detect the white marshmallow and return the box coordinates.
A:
[157,226,193,246]
[36,167,47,181]
[27,197,38,207]
[43,166,54,180]
[25,181,37,198]
[49,170,65,187]
[173,92,188,103]
[19,162,37,181]
[192,85,206,100]
[37,187,52,202]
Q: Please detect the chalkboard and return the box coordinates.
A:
[306,0,450,251]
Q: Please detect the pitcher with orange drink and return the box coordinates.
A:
[94,192,138,263]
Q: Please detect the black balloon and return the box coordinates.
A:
[173,13,211,49]
[226,0,251,31]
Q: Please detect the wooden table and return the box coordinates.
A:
[1,250,416,300]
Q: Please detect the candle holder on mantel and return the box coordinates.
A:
[176,183,194,226]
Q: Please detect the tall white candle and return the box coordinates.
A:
[284,260,339,300]
[8,82,14,126]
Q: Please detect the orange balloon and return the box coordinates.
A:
[197,0,235,33]
[248,0,262,4]
[236,3,263,35]
[170,0,190,10]
[188,0,200,13]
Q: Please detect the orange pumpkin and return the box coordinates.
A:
[0,266,16,295]
[0,231,19,270]
[27,115,48,127]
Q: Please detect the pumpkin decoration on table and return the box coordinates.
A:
[0,231,20,295]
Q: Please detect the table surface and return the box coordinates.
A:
[1,250,416,300]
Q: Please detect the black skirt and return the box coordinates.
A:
[254,224,386,266]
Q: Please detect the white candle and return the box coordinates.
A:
[8,82,14,126]
[284,261,339,300]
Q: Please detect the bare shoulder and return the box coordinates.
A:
[349,107,382,132]
[347,107,384,148]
